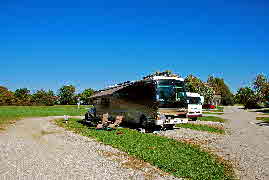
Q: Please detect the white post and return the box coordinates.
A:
[64,115,69,124]
[77,97,81,109]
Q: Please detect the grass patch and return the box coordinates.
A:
[176,123,225,134]
[198,116,226,123]
[203,112,224,115]
[0,105,91,126]
[204,106,224,113]
[256,117,269,122]
[217,106,224,110]
[56,118,234,180]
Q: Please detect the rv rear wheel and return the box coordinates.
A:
[85,113,89,120]
[140,115,147,127]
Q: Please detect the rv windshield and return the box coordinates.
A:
[156,79,186,103]
[187,97,201,105]
[157,86,176,102]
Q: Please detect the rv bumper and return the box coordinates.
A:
[154,118,188,125]
[164,118,188,124]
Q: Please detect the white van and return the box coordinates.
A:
[186,92,204,121]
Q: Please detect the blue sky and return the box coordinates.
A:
[0,0,268,93]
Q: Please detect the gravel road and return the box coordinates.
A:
[218,106,269,180]
[0,116,179,180]
[160,106,269,180]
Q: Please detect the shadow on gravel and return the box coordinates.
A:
[242,107,264,110]
[255,109,269,114]
[255,122,269,127]
[77,119,166,133]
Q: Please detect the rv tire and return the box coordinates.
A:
[140,115,147,127]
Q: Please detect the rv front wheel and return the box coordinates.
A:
[164,124,174,130]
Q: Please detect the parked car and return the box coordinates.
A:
[202,104,216,109]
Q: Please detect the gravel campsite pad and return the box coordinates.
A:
[0,116,179,180]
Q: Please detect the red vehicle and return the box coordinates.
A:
[202,104,216,109]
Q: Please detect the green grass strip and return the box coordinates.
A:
[256,117,269,122]
[203,112,224,115]
[176,123,225,134]
[204,106,224,112]
[198,116,226,123]
[56,118,234,180]
[0,105,91,126]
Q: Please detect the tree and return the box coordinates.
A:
[78,88,95,105]
[58,85,76,105]
[199,84,215,104]
[185,75,214,104]
[32,89,56,106]
[14,88,31,105]
[0,86,15,105]
[235,87,259,109]
[253,74,269,103]
[207,76,234,105]
[235,74,269,108]
[185,75,203,92]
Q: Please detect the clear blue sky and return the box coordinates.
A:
[1,0,268,93]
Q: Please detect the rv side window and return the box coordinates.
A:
[117,81,156,103]
[101,98,110,105]
[158,79,185,90]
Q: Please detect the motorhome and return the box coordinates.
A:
[88,73,189,128]
[186,92,204,121]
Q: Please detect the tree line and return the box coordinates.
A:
[0,73,235,106]
[0,85,94,106]
[185,73,269,108]
[2,72,267,108]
